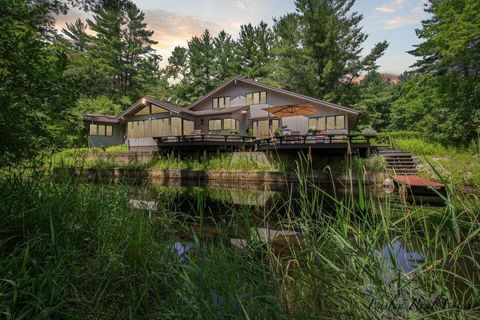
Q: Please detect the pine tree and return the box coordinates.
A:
[237,22,274,80]
[409,0,480,77]
[212,30,238,83]
[87,0,158,100]
[62,18,90,51]
[186,30,216,100]
[273,0,388,102]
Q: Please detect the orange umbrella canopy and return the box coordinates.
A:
[262,103,318,118]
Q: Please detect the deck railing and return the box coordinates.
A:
[154,133,375,149]
[254,133,373,146]
[154,134,255,144]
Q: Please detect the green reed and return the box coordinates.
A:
[1,158,479,319]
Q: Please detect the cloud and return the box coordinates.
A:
[374,0,406,14]
[144,10,220,50]
[234,0,257,11]
[55,8,223,64]
[384,16,418,29]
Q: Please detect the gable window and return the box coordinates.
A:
[151,105,168,114]
[208,119,222,131]
[89,124,113,137]
[135,106,150,116]
[213,96,231,109]
[246,91,267,105]
[223,118,239,131]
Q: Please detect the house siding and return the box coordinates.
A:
[191,82,350,135]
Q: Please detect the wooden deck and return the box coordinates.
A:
[153,133,373,155]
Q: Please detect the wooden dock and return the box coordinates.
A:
[393,175,446,196]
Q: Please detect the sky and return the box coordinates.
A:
[56,0,430,75]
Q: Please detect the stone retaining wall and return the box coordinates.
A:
[54,168,385,186]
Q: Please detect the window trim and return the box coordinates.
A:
[208,119,222,131]
[246,91,267,105]
[212,96,231,109]
[89,123,113,137]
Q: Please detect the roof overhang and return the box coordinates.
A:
[117,97,192,119]
[83,114,120,124]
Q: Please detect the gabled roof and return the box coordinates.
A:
[117,97,194,118]
[83,114,120,124]
[187,77,360,115]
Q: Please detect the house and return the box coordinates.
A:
[83,77,361,151]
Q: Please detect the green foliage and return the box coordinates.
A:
[410,0,480,75]
[271,0,388,102]
[390,73,480,146]
[1,166,480,318]
[354,73,397,130]
[74,96,122,117]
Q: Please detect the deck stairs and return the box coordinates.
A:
[378,148,418,175]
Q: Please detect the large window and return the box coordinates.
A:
[246,91,267,105]
[326,115,345,130]
[171,117,182,136]
[252,119,278,137]
[183,120,194,135]
[223,118,240,131]
[151,118,169,137]
[128,120,149,138]
[208,119,222,131]
[212,96,231,109]
[89,124,113,137]
[308,117,326,131]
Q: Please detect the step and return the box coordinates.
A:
[378,150,412,154]
[382,153,414,156]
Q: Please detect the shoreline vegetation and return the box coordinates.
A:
[49,131,480,190]
[1,164,479,318]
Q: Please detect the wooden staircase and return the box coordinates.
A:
[378,148,418,175]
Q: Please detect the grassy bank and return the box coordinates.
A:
[391,138,480,189]
[49,148,385,174]
[1,167,479,318]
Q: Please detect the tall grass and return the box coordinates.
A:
[1,163,479,318]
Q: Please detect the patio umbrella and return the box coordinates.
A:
[262,103,318,118]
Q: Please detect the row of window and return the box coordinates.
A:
[211,91,267,109]
[128,118,196,138]
[246,91,267,105]
[208,118,240,131]
[92,115,346,138]
[89,124,113,136]
[213,96,231,109]
[308,115,345,131]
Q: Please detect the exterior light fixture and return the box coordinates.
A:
[141,98,147,104]
[241,110,247,114]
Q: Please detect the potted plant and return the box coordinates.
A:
[229,129,240,135]
[308,128,318,136]
[274,127,283,137]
